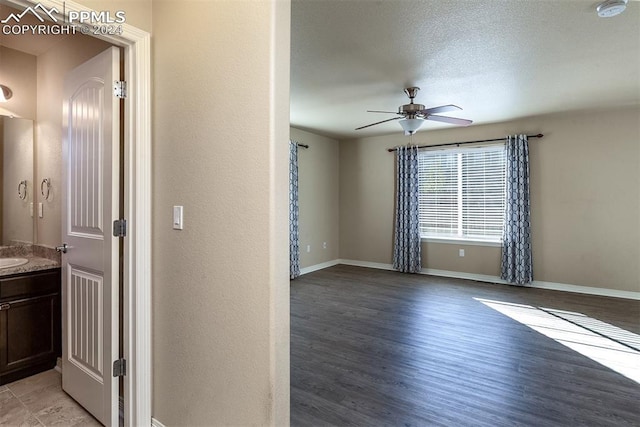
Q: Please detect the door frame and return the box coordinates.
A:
[5,1,152,425]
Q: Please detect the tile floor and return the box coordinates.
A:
[0,369,100,426]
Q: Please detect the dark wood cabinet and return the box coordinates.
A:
[0,269,61,385]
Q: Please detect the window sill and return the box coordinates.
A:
[421,237,502,248]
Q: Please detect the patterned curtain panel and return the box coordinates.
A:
[289,141,301,279]
[393,146,422,273]
[501,134,533,285]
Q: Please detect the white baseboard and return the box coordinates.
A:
[530,280,640,300]
[334,259,640,300]
[151,418,167,427]
[421,267,507,284]
[299,259,341,276]
[337,259,393,271]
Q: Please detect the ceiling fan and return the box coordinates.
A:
[356,87,473,135]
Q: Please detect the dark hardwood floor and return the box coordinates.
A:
[290,265,640,426]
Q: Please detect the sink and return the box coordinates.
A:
[0,258,29,269]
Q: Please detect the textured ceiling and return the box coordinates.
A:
[291,0,640,139]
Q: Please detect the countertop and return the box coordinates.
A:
[0,256,60,278]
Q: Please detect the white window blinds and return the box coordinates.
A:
[418,145,506,242]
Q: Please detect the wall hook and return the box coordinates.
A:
[18,180,27,200]
[41,178,51,201]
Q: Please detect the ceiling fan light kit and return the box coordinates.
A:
[399,118,424,135]
[356,86,473,135]
[596,0,628,17]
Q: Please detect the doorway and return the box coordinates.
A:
[0,0,151,425]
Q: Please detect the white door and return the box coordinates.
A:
[61,46,120,427]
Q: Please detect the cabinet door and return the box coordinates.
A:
[0,294,61,376]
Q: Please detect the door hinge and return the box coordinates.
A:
[114,80,127,99]
[113,358,127,377]
[113,219,127,237]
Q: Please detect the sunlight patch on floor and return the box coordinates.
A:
[475,298,640,384]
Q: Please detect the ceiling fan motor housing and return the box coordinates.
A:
[399,103,425,116]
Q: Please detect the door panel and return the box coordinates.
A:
[62,46,120,427]
[68,267,103,381]
[68,80,105,239]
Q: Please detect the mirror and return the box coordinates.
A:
[0,116,34,246]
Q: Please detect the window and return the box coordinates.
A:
[418,145,506,243]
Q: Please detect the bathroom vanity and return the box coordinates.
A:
[0,267,61,385]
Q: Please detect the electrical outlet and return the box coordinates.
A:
[459,249,465,257]
[306,245,311,253]
[323,242,327,249]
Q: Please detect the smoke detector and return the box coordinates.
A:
[596,0,628,17]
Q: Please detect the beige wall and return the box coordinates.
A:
[2,118,34,245]
[291,127,340,268]
[25,0,291,423]
[152,1,290,425]
[340,135,395,264]
[340,107,640,293]
[0,47,37,119]
[76,0,152,33]
[35,35,112,247]
[0,47,36,245]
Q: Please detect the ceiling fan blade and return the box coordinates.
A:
[367,110,401,114]
[426,115,473,126]
[420,104,462,115]
[355,116,402,130]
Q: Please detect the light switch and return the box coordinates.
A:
[30,203,33,218]
[459,249,465,257]
[38,203,43,218]
[173,206,183,230]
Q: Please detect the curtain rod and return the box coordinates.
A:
[291,140,309,149]
[386,133,544,152]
